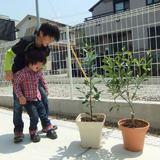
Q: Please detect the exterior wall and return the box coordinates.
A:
[91,0,147,17]
[17,17,47,38]
[92,1,113,17]
[130,0,146,10]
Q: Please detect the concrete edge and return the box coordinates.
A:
[0,95,159,128]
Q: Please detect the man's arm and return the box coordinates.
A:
[4,38,29,82]
[4,49,15,82]
[4,48,15,72]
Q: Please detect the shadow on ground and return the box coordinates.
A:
[49,141,118,160]
[111,144,142,160]
[0,133,30,154]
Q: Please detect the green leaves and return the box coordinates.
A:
[76,44,103,121]
[102,48,152,114]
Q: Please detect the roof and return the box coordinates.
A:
[16,14,67,28]
[89,0,103,12]
[89,0,112,12]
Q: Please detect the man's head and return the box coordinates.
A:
[26,49,46,72]
[36,22,60,47]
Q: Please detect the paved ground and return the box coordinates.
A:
[0,108,160,160]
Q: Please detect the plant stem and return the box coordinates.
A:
[89,69,92,121]
[131,112,135,127]
[128,101,135,127]
[119,92,135,127]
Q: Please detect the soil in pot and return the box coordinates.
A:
[122,120,148,128]
[81,117,104,122]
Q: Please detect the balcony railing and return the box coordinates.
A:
[84,8,129,21]
[84,11,114,21]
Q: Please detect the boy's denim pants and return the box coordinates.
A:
[13,81,49,133]
[24,100,51,132]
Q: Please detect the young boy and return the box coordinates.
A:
[4,22,59,143]
[13,49,57,142]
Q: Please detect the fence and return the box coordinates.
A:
[0,4,160,101]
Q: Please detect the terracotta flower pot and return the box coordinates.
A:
[118,118,150,152]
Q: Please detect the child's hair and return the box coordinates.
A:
[25,49,47,67]
[37,22,60,41]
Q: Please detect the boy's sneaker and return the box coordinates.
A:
[14,132,24,143]
[42,125,58,133]
[30,133,40,142]
[47,129,57,139]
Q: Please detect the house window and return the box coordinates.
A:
[147,0,160,5]
[114,0,129,13]
[60,32,67,40]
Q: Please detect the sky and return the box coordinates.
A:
[1,0,99,26]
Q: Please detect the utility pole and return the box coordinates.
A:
[35,0,40,30]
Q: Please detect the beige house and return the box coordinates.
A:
[16,14,67,38]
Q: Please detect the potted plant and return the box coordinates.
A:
[101,47,152,151]
[75,44,106,148]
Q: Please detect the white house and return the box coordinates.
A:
[16,14,67,38]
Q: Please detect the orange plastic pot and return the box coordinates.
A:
[118,119,150,152]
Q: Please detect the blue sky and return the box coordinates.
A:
[1,0,98,26]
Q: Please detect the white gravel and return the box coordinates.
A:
[0,84,160,102]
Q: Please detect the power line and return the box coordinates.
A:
[48,0,59,21]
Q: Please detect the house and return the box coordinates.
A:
[16,14,67,38]
[75,0,160,77]
[84,0,160,51]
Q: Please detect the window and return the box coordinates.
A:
[115,2,124,13]
[146,0,160,5]
[114,0,129,13]
[60,32,67,40]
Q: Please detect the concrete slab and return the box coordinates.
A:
[0,109,160,160]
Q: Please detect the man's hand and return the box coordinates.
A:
[45,88,49,96]
[5,70,13,82]
[19,96,27,105]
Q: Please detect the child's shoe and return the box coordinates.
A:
[42,125,58,133]
[14,132,24,143]
[47,129,57,139]
[30,133,40,142]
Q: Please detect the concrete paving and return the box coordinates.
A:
[0,108,160,160]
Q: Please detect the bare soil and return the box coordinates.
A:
[122,120,148,128]
[81,117,104,122]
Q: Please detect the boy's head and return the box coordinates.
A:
[26,49,46,72]
[36,22,60,47]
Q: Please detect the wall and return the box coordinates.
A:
[17,17,47,38]
[92,1,113,17]
[49,98,160,129]
[130,0,146,10]
[91,0,147,17]
[0,95,160,129]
